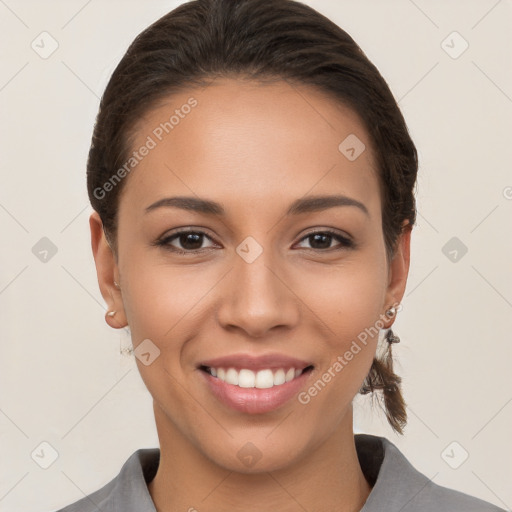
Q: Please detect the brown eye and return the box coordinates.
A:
[295,230,354,251]
[155,229,217,254]
[174,232,204,251]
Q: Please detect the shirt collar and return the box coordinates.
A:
[356,434,432,511]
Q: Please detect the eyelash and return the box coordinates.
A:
[153,228,355,255]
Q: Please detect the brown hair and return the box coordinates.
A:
[87,0,417,434]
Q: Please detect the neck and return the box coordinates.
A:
[148,403,372,512]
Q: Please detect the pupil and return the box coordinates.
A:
[181,233,203,250]
[311,233,331,249]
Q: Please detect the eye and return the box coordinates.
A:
[154,229,218,255]
[153,228,355,255]
[295,230,354,251]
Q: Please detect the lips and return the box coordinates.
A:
[197,353,315,414]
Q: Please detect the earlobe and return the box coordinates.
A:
[89,211,128,329]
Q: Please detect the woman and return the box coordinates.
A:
[58,0,505,510]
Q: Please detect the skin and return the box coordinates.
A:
[90,78,411,512]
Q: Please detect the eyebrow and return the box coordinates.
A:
[144,194,369,217]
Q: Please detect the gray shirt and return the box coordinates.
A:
[56,434,505,511]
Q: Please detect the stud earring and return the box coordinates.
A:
[385,305,398,318]
[106,310,117,317]
[114,280,121,289]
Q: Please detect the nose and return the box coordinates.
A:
[216,247,300,338]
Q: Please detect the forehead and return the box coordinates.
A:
[120,79,380,220]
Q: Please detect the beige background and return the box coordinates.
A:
[0,0,511,510]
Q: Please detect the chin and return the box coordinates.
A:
[198,433,310,475]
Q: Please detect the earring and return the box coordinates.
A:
[385,305,398,318]
[385,328,401,344]
[114,280,121,290]
[106,310,117,317]
[385,304,400,344]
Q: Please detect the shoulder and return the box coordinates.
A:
[356,434,506,512]
[55,477,116,512]
[414,479,506,511]
[55,448,160,512]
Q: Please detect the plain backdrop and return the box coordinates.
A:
[0,1,511,511]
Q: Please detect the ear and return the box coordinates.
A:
[383,221,411,326]
[90,211,127,329]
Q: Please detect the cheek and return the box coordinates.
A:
[295,254,388,341]
[120,252,217,342]
[293,262,385,430]
[292,253,386,399]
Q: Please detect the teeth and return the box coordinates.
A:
[225,368,239,386]
[238,369,255,388]
[207,366,307,388]
[255,369,274,389]
[273,369,286,386]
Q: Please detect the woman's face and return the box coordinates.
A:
[92,78,410,472]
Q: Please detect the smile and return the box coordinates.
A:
[197,353,315,414]
[201,366,313,389]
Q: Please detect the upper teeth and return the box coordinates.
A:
[208,367,304,388]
